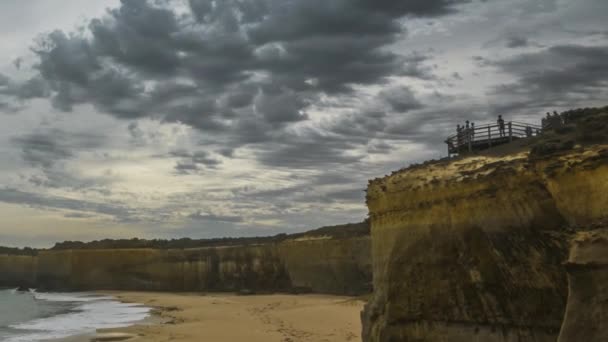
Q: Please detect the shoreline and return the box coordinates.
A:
[54,291,365,342]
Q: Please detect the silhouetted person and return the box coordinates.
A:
[470,122,475,141]
[553,110,562,124]
[497,115,505,137]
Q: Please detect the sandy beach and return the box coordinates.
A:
[81,292,365,342]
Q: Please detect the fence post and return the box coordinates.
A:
[488,126,492,147]
[508,122,513,142]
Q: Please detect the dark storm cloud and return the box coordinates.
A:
[253,87,308,123]
[2,0,463,132]
[251,83,428,168]
[0,74,49,102]
[378,85,424,112]
[13,132,74,168]
[255,129,364,169]
[11,130,108,189]
[490,44,608,112]
[170,150,221,174]
[12,130,103,168]
[505,36,530,48]
[0,188,131,219]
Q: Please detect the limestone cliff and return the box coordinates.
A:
[362,145,608,341]
[558,228,608,342]
[0,235,371,295]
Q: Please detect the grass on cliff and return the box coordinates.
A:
[0,246,38,256]
[376,105,608,181]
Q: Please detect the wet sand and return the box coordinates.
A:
[76,292,365,342]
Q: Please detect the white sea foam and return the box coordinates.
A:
[4,292,150,342]
[33,292,114,302]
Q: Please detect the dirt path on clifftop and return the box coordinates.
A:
[98,292,364,342]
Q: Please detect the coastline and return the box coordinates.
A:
[55,291,365,342]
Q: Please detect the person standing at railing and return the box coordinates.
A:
[470,122,475,141]
[456,124,463,147]
[497,115,505,137]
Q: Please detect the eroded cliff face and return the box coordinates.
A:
[362,145,608,341]
[0,255,37,288]
[0,236,371,295]
[558,229,608,342]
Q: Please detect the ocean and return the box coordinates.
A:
[0,289,150,341]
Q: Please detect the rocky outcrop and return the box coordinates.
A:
[558,229,608,342]
[0,236,371,295]
[0,254,37,288]
[362,146,608,341]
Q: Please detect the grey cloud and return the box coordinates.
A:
[247,0,469,45]
[170,150,221,174]
[64,212,96,219]
[12,130,103,168]
[4,0,454,132]
[489,44,608,112]
[253,85,425,168]
[188,211,244,223]
[325,188,366,203]
[0,75,49,101]
[89,1,181,76]
[367,141,393,154]
[254,88,308,123]
[0,188,131,219]
[0,74,10,86]
[378,85,424,112]
[505,36,530,48]
[12,132,74,168]
[11,130,108,189]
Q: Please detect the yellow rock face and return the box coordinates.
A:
[558,229,608,342]
[0,236,371,295]
[362,146,608,342]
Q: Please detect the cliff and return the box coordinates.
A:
[0,234,371,295]
[362,145,608,341]
[558,228,608,342]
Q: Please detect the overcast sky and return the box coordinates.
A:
[1,0,607,247]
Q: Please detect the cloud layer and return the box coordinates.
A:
[1,0,607,247]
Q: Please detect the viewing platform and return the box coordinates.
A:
[445,121,543,156]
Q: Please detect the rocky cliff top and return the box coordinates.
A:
[368,105,608,189]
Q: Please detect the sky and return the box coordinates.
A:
[1,0,607,247]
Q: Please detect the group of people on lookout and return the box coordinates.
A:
[456,115,507,146]
[455,115,507,146]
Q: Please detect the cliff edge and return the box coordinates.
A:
[558,228,608,342]
[363,145,608,341]
[362,141,608,341]
[0,222,372,295]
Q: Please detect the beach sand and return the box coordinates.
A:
[85,292,365,342]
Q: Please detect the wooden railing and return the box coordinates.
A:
[445,121,542,154]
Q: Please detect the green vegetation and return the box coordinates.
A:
[530,106,608,156]
[0,246,38,256]
[0,220,369,253]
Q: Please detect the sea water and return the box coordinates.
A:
[0,289,150,341]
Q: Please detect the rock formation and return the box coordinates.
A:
[0,233,371,295]
[558,228,608,342]
[362,145,608,341]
